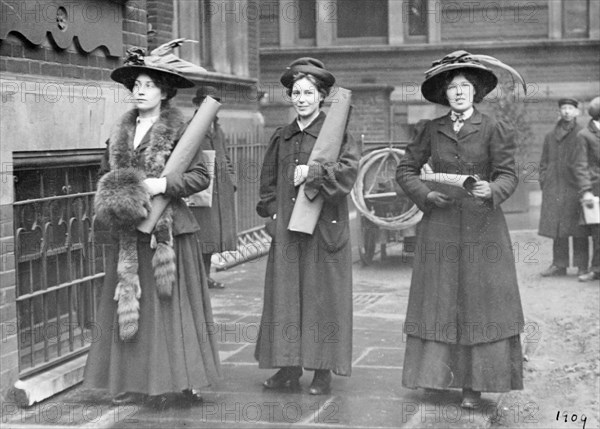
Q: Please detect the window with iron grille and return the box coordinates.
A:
[13,150,106,377]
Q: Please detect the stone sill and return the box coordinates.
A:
[260,38,599,56]
[12,355,86,407]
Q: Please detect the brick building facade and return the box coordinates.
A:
[0,0,262,405]
[258,0,600,165]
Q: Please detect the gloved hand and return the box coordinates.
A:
[471,180,492,199]
[426,191,453,208]
[293,165,309,186]
[582,191,596,208]
[143,177,167,196]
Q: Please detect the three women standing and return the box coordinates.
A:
[396,51,525,408]
[84,46,221,407]
[255,58,360,395]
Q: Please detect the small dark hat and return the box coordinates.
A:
[588,96,600,120]
[558,98,579,108]
[111,39,206,90]
[192,86,221,105]
[280,57,335,89]
[421,51,498,106]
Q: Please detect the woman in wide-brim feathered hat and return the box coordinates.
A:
[254,57,360,395]
[83,39,221,408]
[396,51,527,409]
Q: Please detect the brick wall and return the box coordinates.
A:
[147,0,171,51]
[0,0,148,402]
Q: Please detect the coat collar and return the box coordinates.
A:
[109,106,185,175]
[437,108,483,141]
[588,119,600,137]
[282,111,326,140]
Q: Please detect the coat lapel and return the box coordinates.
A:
[437,114,458,142]
[457,109,482,140]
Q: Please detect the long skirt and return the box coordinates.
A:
[83,232,221,396]
[402,335,523,392]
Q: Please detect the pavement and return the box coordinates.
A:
[1,209,541,429]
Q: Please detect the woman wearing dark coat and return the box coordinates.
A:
[188,88,237,289]
[572,96,600,281]
[396,51,525,408]
[538,98,588,277]
[255,58,360,395]
[84,44,221,407]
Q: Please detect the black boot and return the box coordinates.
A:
[263,366,302,389]
[308,369,331,395]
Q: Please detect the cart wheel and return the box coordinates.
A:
[359,218,377,265]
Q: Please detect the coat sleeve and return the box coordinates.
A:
[396,123,433,212]
[488,120,518,208]
[163,124,211,199]
[256,128,282,218]
[572,131,593,195]
[303,132,361,203]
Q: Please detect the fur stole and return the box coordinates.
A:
[95,106,185,341]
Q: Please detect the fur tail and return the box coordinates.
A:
[113,232,141,341]
[153,242,176,299]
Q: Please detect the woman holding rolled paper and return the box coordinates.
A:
[84,42,221,408]
[255,58,360,395]
[396,51,525,408]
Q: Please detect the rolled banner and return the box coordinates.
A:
[288,88,352,234]
[137,96,221,233]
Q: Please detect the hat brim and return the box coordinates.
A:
[111,65,195,90]
[280,65,335,89]
[421,64,497,106]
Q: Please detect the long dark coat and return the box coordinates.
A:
[254,112,360,375]
[538,119,587,238]
[84,107,221,395]
[573,119,600,197]
[190,120,237,253]
[396,109,524,346]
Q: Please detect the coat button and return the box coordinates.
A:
[295,159,299,163]
[292,197,296,202]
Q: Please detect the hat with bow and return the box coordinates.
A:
[421,50,526,106]
[111,38,207,90]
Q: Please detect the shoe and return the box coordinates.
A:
[308,370,332,395]
[263,367,302,389]
[146,394,171,410]
[111,392,146,406]
[578,271,600,282]
[182,388,203,404]
[207,278,225,289]
[460,388,481,409]
[540,265,567,277]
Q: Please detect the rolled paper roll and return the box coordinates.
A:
[137,96,221,234]
[288,88,352,234]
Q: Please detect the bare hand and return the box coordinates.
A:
[143,177,167,196]
[426,191,453,208]
[471,180,491,199]
[582,191,596,209]
[293,165,309,186]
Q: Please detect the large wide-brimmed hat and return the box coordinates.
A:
[111,38,206,90]
[421,50,526,106]
[280,57,335,89]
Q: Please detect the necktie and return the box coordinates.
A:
[451,111,465,133]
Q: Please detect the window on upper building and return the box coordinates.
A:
[563,0,589,38]
[336,0,388,40]
[298,0,317,39]
[407,0,428,36]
